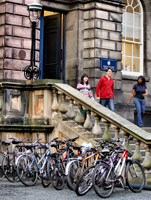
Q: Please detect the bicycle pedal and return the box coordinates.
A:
[124,186,129,190]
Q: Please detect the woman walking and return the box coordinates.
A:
[77,74,94,118]
[126,76,148,127]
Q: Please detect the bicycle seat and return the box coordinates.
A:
[2,141,11,146]
[39,143,48,149]
[24,144,37,149]
[12,140,23,144]
[102,149,110,154]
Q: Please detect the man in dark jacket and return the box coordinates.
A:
[96,67,114,111]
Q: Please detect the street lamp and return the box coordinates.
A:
[24,1,42,80]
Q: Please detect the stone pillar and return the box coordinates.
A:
[82,1,123,96]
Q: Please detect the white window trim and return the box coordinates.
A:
[122,0,143,76]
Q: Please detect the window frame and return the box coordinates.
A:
[122,0,143,76]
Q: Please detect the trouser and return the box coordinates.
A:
[134,98,145,127]
[100,98,115,112]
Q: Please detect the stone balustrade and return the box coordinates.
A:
[52,83,151,185]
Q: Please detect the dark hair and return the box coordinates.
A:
[137,75,146,86]
[80,73,89,85]
[106,67,113,72]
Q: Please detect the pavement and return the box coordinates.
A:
[0,177,151,200]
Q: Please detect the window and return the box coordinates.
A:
[122,0,143,75]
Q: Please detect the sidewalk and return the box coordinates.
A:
[0,178,151,200]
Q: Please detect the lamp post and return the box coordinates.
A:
[24,1,42,80]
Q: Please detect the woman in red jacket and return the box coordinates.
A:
[96,67,114,112]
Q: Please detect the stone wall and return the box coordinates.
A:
[0,0,41,80]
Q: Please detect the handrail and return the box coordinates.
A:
[53,83,151,145]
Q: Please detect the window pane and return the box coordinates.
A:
[125,26,133,40]
[125,12,133,26]
[133,58,140,72]
[134,28,141,42]
[134,13,141,28]
[125,42,132,56]
[125,57,132,71]
[133,43,140,57]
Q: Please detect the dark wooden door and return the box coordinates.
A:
[43,14,61,79]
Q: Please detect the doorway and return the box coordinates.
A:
[40,11,66,81]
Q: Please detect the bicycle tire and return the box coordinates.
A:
[52,172,65,190]
[92,163,114,198]
[125,160,145,193]
[66,160,82,191]
[16,154,38,186]
[2,154,19,182]
[76,165,94,196]
[41,158,55,188]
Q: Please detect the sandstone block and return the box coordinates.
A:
[4,70,25,80]
[95,49,108,58]
[117,61,122,70]
[96,2,123,13]
[114,71,122,80]
[22,38,31,49]
[83,59,95,69]
[6,14,22,26]
[109,51,122,60]
[90,49,95,58]
[22,16,30,28]
[84,2,95,9]
[0,37,4,46]
[96,10,108,20]
[84,30,89,39]
[94,19,101,28]
[0,26,5,36]
[110,32,121,41]
[0,15,5,25]
[13,26,31,38]
[101,40,115,50]
[0,59,3,69]
[84,11,89,20]
[14,4,28,16]
[0,4,5,13]
[90,10,95,19]
[4,58,29,71]
[95,29,108,39]
[114,80,122,89]
[110,13,122,23]
[6,3,13,13]
[83,39,94,49]
[83,50,90,58]
[94,39,101,48]
[102,21,115,31]
[5,36,22,48]
[0,48,4,58]
[116,42,122,51]
[5,25,13,35]
[116,23,122,32]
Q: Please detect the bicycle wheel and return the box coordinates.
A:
[2,154,19,182]
[125,160,145,193]
[76,165,94,196]
[16,154,38,186]
[66,160,82,191]
[52,171,65,190]
[41,158,55,188]
[92,163,114,198]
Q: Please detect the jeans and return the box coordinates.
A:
[100,99,115,112]
[134,98,145,127]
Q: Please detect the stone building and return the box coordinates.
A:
[0,0,151,125]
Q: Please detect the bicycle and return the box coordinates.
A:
[16,138,58,186]
[92,138,145,198]
[1,137,29,182]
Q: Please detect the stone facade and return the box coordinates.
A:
[0,0,40,80]
[0,0,151,124]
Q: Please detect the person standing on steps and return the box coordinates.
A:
[126,76,148,127]
[77,73,94,118]
[96,67,114,112]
